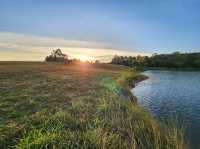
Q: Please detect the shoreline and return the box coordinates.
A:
[117,70,148,103]
[128,74,149,103]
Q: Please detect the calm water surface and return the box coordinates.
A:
[133,70,200,149]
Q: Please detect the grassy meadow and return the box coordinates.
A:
[0,62,187,149]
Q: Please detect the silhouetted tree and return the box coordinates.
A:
[45,49,68,62]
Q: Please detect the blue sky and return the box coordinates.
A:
[0,0,200,61]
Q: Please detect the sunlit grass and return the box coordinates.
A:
[0,62,188,149]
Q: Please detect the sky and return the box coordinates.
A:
[0,0,200,61]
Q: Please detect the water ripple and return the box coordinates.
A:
[132,70,200,149]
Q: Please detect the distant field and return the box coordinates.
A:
[0,62,128,147]
[0,62,127,124]
[0,62,186,149]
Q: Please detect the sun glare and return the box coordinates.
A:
[78,55,91,62]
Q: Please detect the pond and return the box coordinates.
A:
[132,70,200,149]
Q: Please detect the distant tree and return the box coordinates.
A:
[95,60,100,64]
[110,52,200,69]
[45,49,69,62]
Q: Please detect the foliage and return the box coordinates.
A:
[111,52,200,69]
[45,49,68,62]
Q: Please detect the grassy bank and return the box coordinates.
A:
[0,62,187,148]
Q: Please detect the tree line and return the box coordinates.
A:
[111,52,200,69]
[45,49,82,64]
[45,49,100,64]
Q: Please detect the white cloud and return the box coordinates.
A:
[0,32,149,61]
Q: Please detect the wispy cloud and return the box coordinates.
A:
[0,32,149,61]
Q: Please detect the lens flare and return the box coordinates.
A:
[78,55,91,62]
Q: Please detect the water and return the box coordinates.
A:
[132,70,200,148]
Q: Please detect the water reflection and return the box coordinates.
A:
[133,70,200,149]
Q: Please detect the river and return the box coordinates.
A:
[132,70,200,149]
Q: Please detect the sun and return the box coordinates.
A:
[78,55,91,62]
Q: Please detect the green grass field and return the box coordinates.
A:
[0,62,187,149]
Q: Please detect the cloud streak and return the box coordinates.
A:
[0,32,149,61]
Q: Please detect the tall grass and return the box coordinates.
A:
[15,71,187,149]
[0,63,188,148]
[15,93,187,149]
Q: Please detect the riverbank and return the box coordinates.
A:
[114,70,149,103]
[0,62,187,148]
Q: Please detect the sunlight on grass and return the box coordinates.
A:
[0,63,188,149]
